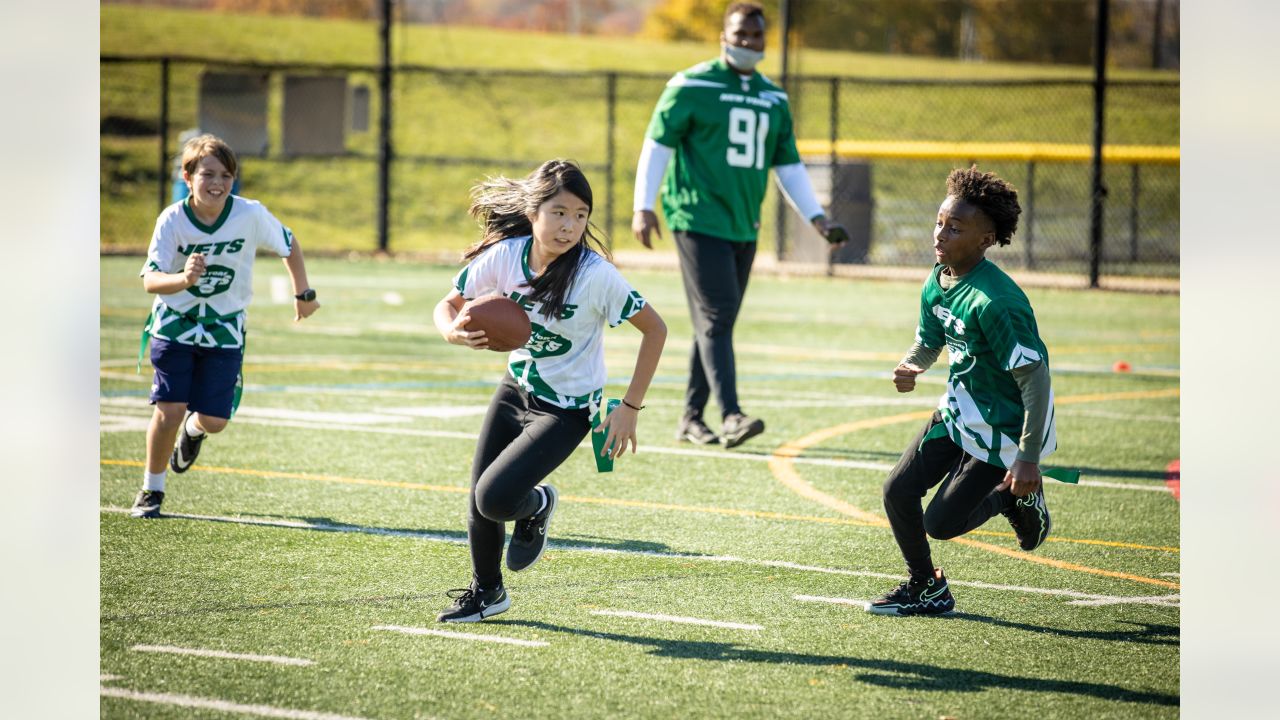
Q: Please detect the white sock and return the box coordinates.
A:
[185,413,206,437]
[143,470,167,492]
[533,487,548,515]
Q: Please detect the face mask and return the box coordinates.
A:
[722,43,764,72]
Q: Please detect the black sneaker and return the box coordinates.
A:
[866,569,956,616]
[130,490,165,519]
[675,416,720,445]
[721,413,765,449]
[170,412,206,474]
[1003,486,1052,551]
[506,484,557,572]
[436,582,510,623]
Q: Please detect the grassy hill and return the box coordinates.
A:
[101,4,1178,267]
[102,4,1178,80]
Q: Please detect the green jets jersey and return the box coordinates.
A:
[916,259,1057,468]
[645,58,802,242]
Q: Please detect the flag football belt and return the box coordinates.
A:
[918,418,1079,483]
[136,306,246,418]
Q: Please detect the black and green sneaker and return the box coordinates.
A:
[866,569,956,616]
[1003,486,1052,551]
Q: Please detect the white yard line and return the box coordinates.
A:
[372,625,548,647]
[99,397,413,426]
[796,584,1180,608]
[131,644,314,666]
[794,594,868,608]
[589,610,763,631]
[1064,595,1181,607]
[100,414,153,432]
[100,354,437,368]
[98,408,479,440]
[100,507,1179,608]
[99,686,375,720]
[100,371,151,383]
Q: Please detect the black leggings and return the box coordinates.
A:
[467,375,591,587]
[882,411,1013,578]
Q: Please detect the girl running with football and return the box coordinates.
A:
[431,159,667,622]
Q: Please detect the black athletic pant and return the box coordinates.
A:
[468,375,591,588]
[674,230,756,421]
[882,411,1014,578]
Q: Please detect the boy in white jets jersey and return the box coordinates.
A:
[132,134,319,519]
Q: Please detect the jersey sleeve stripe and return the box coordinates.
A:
[667,76,728,89]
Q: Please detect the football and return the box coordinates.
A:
[463,296,531,352]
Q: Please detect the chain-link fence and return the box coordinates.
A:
[782,76,1179,276]
[102,55,1177,278]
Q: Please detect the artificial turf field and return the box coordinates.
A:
[99,254,1180,719]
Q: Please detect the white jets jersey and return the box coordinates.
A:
[140,196,293,348]
[452,236,646,409]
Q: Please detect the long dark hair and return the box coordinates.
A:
[464,159,612,320]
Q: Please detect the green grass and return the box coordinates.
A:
[100,255,1179,718]
[100,4,1179,273]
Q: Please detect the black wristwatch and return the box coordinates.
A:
[294,288,317,302]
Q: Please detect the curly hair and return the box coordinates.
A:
[946,166,1021,246]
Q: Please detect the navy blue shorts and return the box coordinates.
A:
[149,337,243,419]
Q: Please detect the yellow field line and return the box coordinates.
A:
[766,388,1182,589]
[100,457,1178,553]
[101,459,465,494]
[950,536,1180,589]
[794,139,1180,165]
[99,459,889,528]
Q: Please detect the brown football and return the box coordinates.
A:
[462,296,531,352]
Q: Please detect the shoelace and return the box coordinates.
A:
[444,587,477,607]
[513,515,539,542]
[886,580,914,599]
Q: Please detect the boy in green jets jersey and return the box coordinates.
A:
[867,167,1056,617]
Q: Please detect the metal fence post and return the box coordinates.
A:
[376,0,392,253]
[1129,163,1140,262]
[158,58,170,215]
[827,77,839,275]
[1089,0,1110,286]
[605,72,617,250]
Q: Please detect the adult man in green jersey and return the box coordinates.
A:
[867,167,1056,617]
[633,2,845,448]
